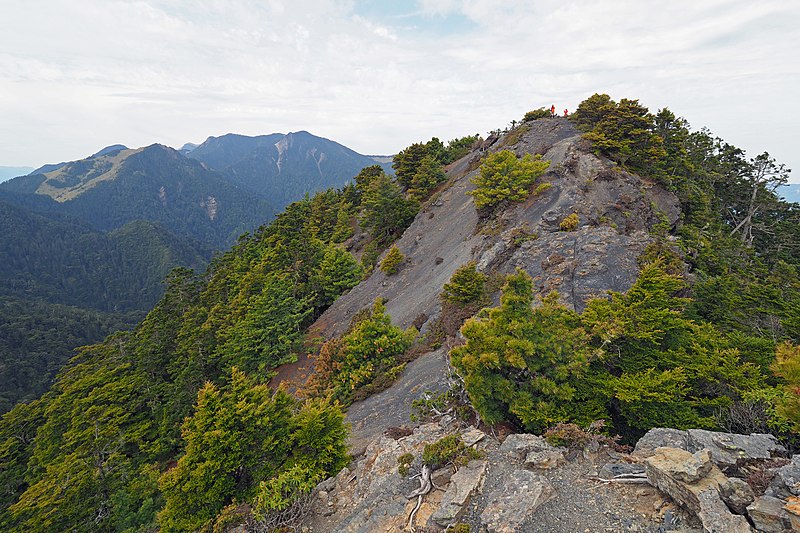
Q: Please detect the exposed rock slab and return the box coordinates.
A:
[598,461,646,479]
[525,448,565,470]
[480,469,555,533]
[635,428,690,457]
[686,429,786,470]
[695,489,753,533]
[719,476,755,515]
[461,426,486,447]
[430,459,488,527]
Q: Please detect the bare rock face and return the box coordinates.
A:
[635,428,691,457]
[310,119,681,344]
[499,433,551,461]
[480,469,555,533]
[719,476,756,515]
[695,489,753,533]
[524,448,566,470]
[686,429,787,471]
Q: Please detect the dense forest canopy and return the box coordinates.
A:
[0,96,798,531]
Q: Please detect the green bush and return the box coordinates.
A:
[303,299,416,405]
[441,261,487,305]
[468,150,550,210]
[157,369,348,532]
[422,434,482,469]
[380,245,405,275]
[451,264,769,440]
[408,155,446,201]
[523,108,552,121]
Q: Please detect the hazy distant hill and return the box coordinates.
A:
[1,144,275,249]
[0,166,33,183]
[187,131,392,206]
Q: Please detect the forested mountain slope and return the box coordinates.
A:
[1,144,274,249]
[0,133,387,415]
[0,198,210,411]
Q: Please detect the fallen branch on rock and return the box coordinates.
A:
[588,472,650,484]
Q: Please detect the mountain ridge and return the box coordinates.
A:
[186,130,393,206]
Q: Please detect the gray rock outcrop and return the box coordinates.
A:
[635,428,787,470]
[480,469,555,533]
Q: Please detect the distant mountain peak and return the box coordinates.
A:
[186,130,392,205]
[91,144,128,158]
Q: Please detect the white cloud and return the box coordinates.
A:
[0,0,798,182]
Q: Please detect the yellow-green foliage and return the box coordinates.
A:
[451,263,769,439]
[441,261,487,305]
[380,245,405,275]
[771,342,800,433]
[157,369,348,532]
[304,299,415,405]
[421,434,483,469]
[397,453,414,476]
[534,182,552,195]
[559,213,579,231]
[524,108,552,121]
[468,150,550,210]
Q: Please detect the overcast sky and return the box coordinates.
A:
[1,0,798,182]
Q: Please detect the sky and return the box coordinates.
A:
[1,0,798,182]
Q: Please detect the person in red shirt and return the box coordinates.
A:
[563,109,568,117]
[550,104,556,116]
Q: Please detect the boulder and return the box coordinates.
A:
[635,428,787,471]
[634,428,689,457]
[646,447,713,484]
[480,469,554,533]
[696,489,753,533]
[746,495,792,532]
[430,460,487,527]
[461,427,486,447]
[785,496,800,530]
[499,434,550,460]
[645,447,751,533]
[719,476,755,515]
